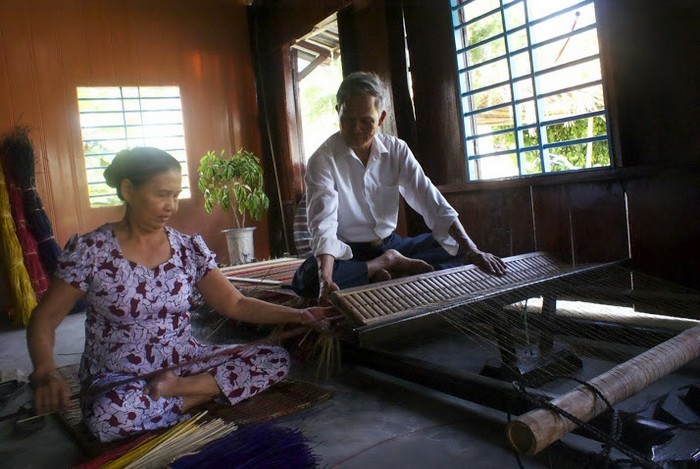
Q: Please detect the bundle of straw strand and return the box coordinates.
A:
[101,411,237,469]
[312,334,341,382]
[0,161,37,326]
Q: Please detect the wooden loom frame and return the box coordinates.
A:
[331,252,700,459]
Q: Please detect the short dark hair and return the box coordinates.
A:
[336,72,386,110]
[104,147,181,200]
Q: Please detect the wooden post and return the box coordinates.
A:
[507,325,700,455]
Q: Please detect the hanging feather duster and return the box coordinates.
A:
[0,161,38,326]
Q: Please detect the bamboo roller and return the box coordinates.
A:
[507,325,700,455]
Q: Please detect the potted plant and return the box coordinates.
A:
[197,149,270,265]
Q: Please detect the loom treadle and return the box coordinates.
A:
[480,341,583,387]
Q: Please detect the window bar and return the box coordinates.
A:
[118,87,129,151]
[465,124,516,142]
[532,0,592,28]
[540,110,606,129]
[453,5,480,180]
[458,1,592,56]
[460,77,513,98]
[542,134,608,150]
[521,2,547,175]
[453,4,501,30]
[136,87,146,148]
[499,0,523,177]
[466,147,518,161]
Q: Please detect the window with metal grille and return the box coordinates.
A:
[451,0,612,181]
[77,86,190,207]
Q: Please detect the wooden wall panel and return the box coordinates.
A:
[531,182,628,265]
[0,0,265,274]
[337,0,399,136]
[402,0,465,185]
[532,185,576,264]
[256,0,351,53]
[28,0,84,242]
[626,172,700,289]
[0,13,14,128]
[597,0,700,168]
[568,181,628,264]
[501,187,537,256]
[81,1,115,83]
[446,187,535,258]
[54,0,92,225]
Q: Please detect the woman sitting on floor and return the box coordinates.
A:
[27,147,332,442]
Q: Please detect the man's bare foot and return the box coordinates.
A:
[370,269,392,283]
[383,249,434,278]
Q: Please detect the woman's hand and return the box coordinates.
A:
[298,306,340,333]
[30,370,71,416]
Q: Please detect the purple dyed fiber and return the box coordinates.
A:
[171,423,320,469]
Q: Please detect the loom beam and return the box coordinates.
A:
[506,325,700,455]
[344,344,680,454]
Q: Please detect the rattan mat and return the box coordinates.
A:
[56,363,334,458]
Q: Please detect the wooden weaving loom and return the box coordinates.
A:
[330,252,700,463]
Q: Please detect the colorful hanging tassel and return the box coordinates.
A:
[2,126,85,315]
[2,169,49,300]
[0,160,37,326]
[1,126,63,275]
[21,185,63,275]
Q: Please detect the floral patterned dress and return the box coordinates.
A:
[56,224,290,442]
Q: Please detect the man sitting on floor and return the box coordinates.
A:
[292,72,506,305]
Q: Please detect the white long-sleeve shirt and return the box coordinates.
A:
[305,132,460,260]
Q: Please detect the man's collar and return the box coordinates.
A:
[334,133,388,160]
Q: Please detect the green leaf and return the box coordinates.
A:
[196,147,269,226]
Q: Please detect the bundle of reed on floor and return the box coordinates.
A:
[171,422,320,469]
[99,411,237,469]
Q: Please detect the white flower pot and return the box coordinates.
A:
[223,227,256,265]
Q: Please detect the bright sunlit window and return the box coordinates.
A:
[77,86,190,207]
[297,58,343,161]
[451,0,612,181]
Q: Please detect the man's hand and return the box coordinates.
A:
[465,250,507,276]
[318,277,340,307]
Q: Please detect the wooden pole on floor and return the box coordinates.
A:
[507,325,700,455]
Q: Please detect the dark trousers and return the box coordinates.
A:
[291,232,463,298]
